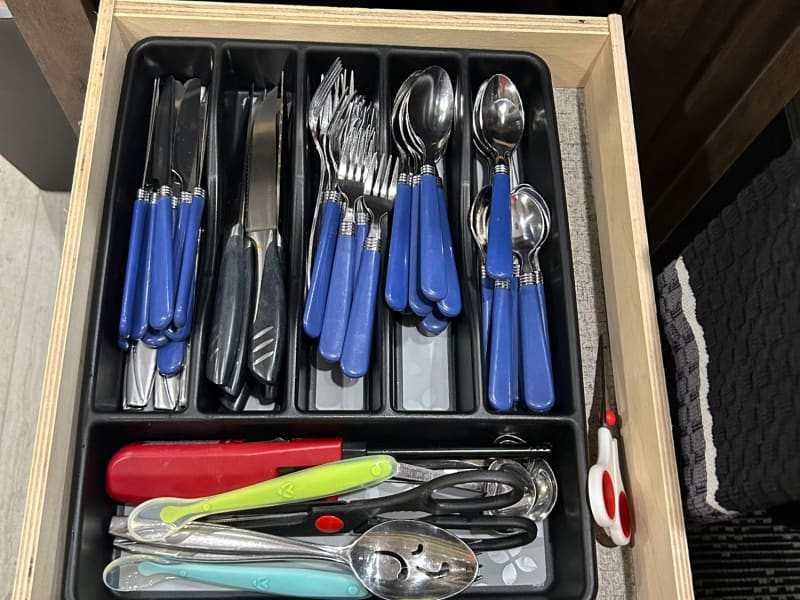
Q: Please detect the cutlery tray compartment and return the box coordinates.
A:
[68,35,593,600]
[89,38,581,418]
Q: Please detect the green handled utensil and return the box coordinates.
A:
[127,454,397,542]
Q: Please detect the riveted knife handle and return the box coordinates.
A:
[206,222,247,386]
[149,187,175,330]
[249,229,286,385]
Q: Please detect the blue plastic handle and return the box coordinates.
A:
[174,192,204,328]
[537,283,551,341]
[319,227,355,362]
[304,200,341,338]
[166,246,197,342]
[436,183,462,318]
[142,329,168,348]
[341,247,381,379]
[353,217,369,287]
[408,180,433,317]
[157,339,185,375]
[136,561,369,598]
[172,200,189,278]
[486,170,512,279]
[420,309,449,335]
[520,282,555,412]
[511,274,520,407]
[480,272,493,364]
[419,172,446,301]
[131,199,156,341]
[385,180,411,311]
[149,190,176,330]
[488,281,513,411]
[119,192,148,341]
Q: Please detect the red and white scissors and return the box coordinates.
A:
[588,340,631,546]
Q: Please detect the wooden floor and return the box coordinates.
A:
[0,154,69,600]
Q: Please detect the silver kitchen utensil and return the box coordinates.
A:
[527,458,558,521]
[405,66,454,303]
[512,183,554,412]
[118,519,477,600]
[103,553,370,598]
[475,74,524,280]
[340,153,399,378]
[246,85,286,386]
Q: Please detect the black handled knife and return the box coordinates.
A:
[245,81,286,386]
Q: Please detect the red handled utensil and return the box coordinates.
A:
[106,438,551,503]
[588,340,631,546]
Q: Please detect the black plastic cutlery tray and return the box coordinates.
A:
[65,38,595,600]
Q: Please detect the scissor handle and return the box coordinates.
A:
[385,469,526,515]
[288,469,527,535]
[425,515,538,552]
[588,427,631,546]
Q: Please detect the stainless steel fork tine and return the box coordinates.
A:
[380,154,393,198]
[380,154,394,199]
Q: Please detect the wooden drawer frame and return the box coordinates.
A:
[13,2,692,598]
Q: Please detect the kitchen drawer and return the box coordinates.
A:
[12,2,692,598]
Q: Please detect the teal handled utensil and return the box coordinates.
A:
[113,520,477,600]
[103,554,369,598]
[127,454,398,542]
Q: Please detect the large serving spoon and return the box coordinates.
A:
[477,74,524,281]
[406,66,454,302]
[115,520,477,600]
[512,184,554,412]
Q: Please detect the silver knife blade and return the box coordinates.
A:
[169,78,185,195]
[148,77,175,189]
[276,72,284,226]
[171,78,202,195]
[194,86,209,189]
[246,88,280,233]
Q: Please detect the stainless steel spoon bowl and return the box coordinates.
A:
[406,66,454,163]
[485,459,538,517]
[478,74,524,163]
[469,185,491,257]
[511,184,548,272]
[527,459,558,520]
[393,71,422,170]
